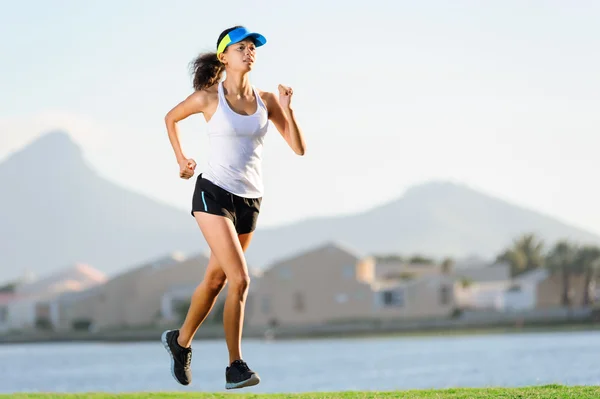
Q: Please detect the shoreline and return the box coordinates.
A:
[2,318,599,345]
[3,385,600,398]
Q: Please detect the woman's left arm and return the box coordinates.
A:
[264,84,306,156]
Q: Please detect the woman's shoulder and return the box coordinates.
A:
[256,88,276,106]
[256,87,273,97]
[198,83,219,98]
[188,85,219,105]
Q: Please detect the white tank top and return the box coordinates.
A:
[202,81,269,198]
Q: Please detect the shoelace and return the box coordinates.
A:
[234,360,250,373]
[180,349,192,370]
[172,333,192,370]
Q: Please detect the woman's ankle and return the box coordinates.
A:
[177,330,192,348]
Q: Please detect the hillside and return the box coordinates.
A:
[1,131,599,282]
[245,181,600,267]
[0,131,203,282]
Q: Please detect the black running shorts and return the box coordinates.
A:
[191,174,262,235]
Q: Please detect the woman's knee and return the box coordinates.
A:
[205,273,227,293]
[229,273,251,295]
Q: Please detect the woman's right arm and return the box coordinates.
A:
[164,91,208,179]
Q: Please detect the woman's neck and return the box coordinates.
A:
[222,72,252,98]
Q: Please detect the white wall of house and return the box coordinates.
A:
[498,286,537,311]
[455,271,545,312]
[455,282,508,310]
[6,296,37,330]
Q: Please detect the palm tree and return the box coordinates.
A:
[546,240,578,307]
[496,233,545,277]
[574,246,600,306]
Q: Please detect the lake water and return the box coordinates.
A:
[1,330,599,394]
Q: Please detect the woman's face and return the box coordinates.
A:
[222,39,257,72]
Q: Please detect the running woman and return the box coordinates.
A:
[161,25,306,390]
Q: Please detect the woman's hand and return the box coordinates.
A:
[178,158,196,179]
[278,84,293,110]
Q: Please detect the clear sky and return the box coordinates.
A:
[1,0,599,235]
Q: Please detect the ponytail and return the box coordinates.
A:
[190,52,224,91]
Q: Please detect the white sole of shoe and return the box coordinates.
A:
[225,373,261,389]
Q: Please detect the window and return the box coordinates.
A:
[293,292,305,312]
[382,289,404,307]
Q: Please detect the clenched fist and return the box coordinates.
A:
[278,84,294,109]
[178,158,196,179]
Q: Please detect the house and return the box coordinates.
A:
[247,242,455,328]
[503,268,549,310]
[454,268,549,312]
[371,274,455,320]
[2,263,106,332]
[536,271,596,308]
[63,252,210,331]
[246,242,375,327]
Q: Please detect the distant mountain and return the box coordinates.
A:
[1,131,599,283]
[243,182,600,269]
[0,130,203,283]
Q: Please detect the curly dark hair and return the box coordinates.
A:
[189,25,244,91]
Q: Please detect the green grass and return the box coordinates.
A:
[4,385,600,399]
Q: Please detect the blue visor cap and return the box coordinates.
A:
[217,27,267,56]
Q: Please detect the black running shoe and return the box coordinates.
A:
[225,359,260,389]
[161,329,192,386]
